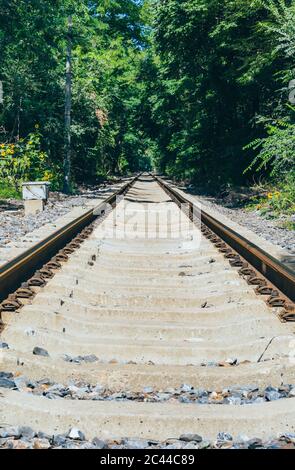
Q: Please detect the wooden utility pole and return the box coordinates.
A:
[63,15,73,194]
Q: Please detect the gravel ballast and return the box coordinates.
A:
[0,184,121,249]
[188,193,295,254]
[0,425,294,449]
[1,181,294,254]
[1,372,295,405]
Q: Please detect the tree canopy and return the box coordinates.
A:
[0,0,294,190]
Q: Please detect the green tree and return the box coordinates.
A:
[0,0,152,189]
[144,0,293,186]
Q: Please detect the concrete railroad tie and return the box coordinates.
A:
[0,175,295,442]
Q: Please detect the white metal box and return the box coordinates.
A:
[22,181,50,201]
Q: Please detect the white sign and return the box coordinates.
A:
[22,182,50,201]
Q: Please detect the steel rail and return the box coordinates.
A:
[154,175,295,305]
[0,176,138,303]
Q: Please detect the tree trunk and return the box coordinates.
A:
[63,15,72,194]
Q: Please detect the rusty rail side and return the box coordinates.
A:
[154,175,295,303]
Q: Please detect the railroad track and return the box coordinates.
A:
[0,174,295,449]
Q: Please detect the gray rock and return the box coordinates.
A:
[266,442,281,449]
[37,431,52,440]
[38,378,52,385]
[179,433,202,443]
[0,372,13,378]
[148,439,159,446]
[14,375,29,390]
[236,434,250,444]
[288,387,295,397]
[62,354,74,362]
[180,384,192,392]
[67,427,85,441]
[83,354,98,363]
[0,426,20,438]
[247,438,263,449]
[253,397,265,404]
[0,342,9,349]
[217,432,233,441]
[233,443,247,449]
[265,390,281,401]
[224,396,242,405]
[46,383,66,394]
[19,426,35,439]
[198,397,209,404]
[93,384,105,394]
[123,439,149,449]
[45,392,59,400]
[68,389,88,400]
[53,434,67,446]
[33,347,49,357]
[125,392,136,400]
[45,390,65,398]
[231,389,244,398]
[78,442,95,449]
[143,386,154,394]
[0,377,16,388]
[109,392,124,400]
[91,395,104,401]
[76,356,86,362]
[280,433,295,443]
[92,437,107,449]
[195,388,208,398]
[165,442,186,449]
[183,443,200,449]
[63,441,81,449]
[70,357,81,363]
[196,439,211,449]
[179,396,191,403]
[265,385,278,392]
[156,392,171,401]
[27,379,38,389]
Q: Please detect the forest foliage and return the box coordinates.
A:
[0,0,294,195]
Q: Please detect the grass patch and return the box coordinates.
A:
[0,180,22,199]
[245,175,295,223]
[278,220,295,231]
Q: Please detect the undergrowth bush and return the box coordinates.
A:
[0,127,63,194]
